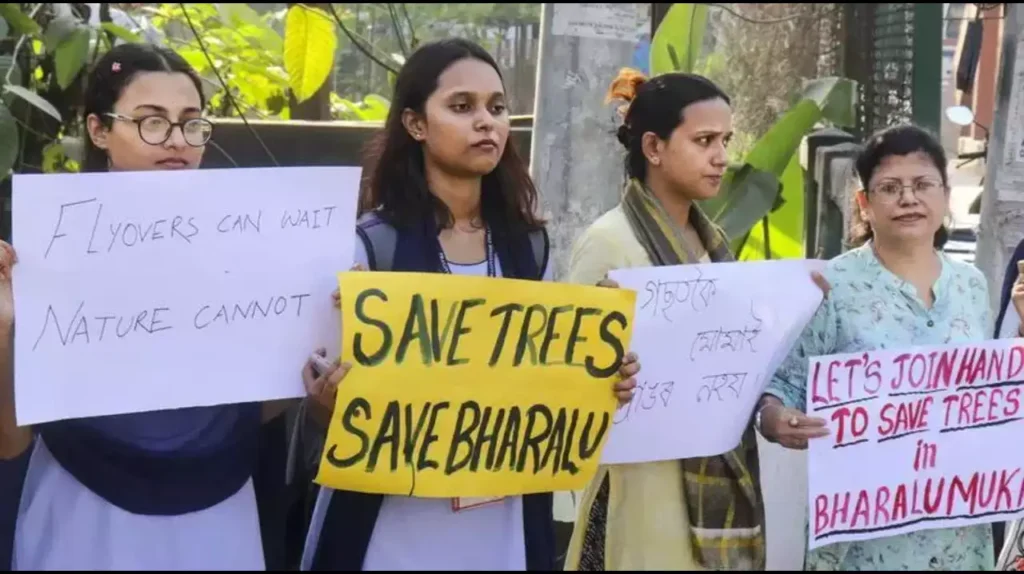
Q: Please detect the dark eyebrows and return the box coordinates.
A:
[132,104,202,114]
[693,129,732,138]
[445,90,505,101]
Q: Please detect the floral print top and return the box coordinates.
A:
[766,243,995,571]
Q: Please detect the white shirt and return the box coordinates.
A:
[302,237,552,571]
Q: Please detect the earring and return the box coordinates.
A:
[650,157,661,166]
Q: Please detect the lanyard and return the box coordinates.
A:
[437,227,496,277]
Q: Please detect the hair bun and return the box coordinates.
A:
[605,67,647,105]
[616,124,631,147]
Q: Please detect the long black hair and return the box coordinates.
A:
[83,43,205,172]
[359,38,542,234]
[607,68,730,181]
[849,124,949,248]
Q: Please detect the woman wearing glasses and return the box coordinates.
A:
[0,43,274,570]
[756,124,998,570]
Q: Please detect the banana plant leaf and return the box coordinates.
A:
[736,154,805,260]
[650,4,707,75]
[699,77,857,252]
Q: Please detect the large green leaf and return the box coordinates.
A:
[54,27,91,89]
[737,154,805,260]
[746,77,857,176]
[283,5,337,103]
[100,22,141,44]
[0,4,40,36]
[2,84,61,122]
[650,4,708,74]
[0,103,19,180]
[43,14,81,51]
[701,77,857,248]
[701,164,780,241]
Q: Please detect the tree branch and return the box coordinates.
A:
[4,3,45,86]
[387,3,407,55]
[179,3,279,166]
[325,4,399,75]
[400,3,418,49]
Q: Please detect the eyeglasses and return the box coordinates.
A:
[869,178,946,203]
[105,113,214,147]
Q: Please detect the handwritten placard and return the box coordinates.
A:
[315,271,636,497]
[13,167,360,424]
[601,260,825,464]
[807,339,1024,549]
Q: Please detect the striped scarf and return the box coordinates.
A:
[622,178,765,570]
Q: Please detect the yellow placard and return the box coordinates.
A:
[315,271,636,498]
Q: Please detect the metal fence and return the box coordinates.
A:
[807,3,944,259]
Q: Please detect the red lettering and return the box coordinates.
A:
[831,492,851,529]
[1000,469,1021,510]
[943,388,1019,428]
[826,360,842,402]
[956,347,978,386]
[890,353,911,390]
[931,348,958,390]
[958,392,974,426]
[864,356,883,394]
[1009,346,1024,380]
[908,353,928,388]
[814,494,830,535]
[988,350,1006,382]
[987,389,1004,422]
[942,394,958,427]
[972,390,988,423]
[978,471,997,510]
[876,398,931,438]
[810,361,829,405]
[844,356,864,399]
[874,486,891,525]
[1007,388,1021,417]
[878,403,895,436]
[831,406,868,444]
[923,477,945,513]
[851,490,870,528]
[947,472,980,515]
[892,484,908,521]
[969,350,988,385]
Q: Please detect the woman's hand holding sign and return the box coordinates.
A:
[304,262,363,427]
[597,275,639,406]
[0,240,30,459]
[302,348,351,428]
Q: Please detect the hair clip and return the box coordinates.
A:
[111,62,122,73]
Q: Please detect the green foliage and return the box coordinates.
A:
[700,77,857,256]
[652,6,858,260]
[283,4,337,103]
[0,103,18,179]
[0,2,542,182]
[650,4,707,75]
[148,3,291,118]
[0,4,39,35]
[331,93,390,122]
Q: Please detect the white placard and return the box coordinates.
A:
[601,259,825,464]
[807,338,1024,550]
[551,3,648,43]
[13,166,359,425]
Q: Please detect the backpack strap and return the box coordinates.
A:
[358,211,549,278]
[527,227,550,279]
[355,211,398,272]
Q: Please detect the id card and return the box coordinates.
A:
[451,496,505,512]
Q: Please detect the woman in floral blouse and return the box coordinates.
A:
[756,124,1000,571]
